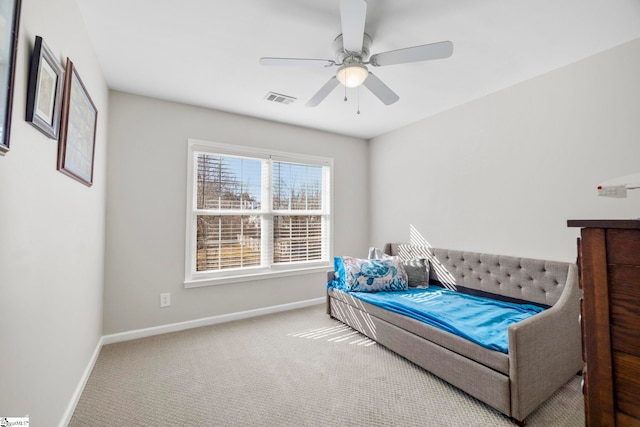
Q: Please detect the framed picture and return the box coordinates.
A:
[57,59,98,186]
[26,36,64,139]
[0,0,22,155]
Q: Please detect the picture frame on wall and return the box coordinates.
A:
[57,59,98,186]
[26,36,65,139]
[0,0,22,155]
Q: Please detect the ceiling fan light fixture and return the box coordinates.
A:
[336,63,368,88]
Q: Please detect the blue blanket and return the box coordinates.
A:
[342,287,544,353]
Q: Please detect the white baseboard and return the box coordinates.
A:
[59,336,105,427]
[102,297,325,345]
[60,297,324,425]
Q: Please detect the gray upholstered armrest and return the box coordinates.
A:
[507,263,582,421]
[326,271,335,315]
[327,270,335,282]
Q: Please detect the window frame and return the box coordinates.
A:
[184,139,333,288]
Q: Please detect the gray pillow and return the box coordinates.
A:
[403,258,430,288]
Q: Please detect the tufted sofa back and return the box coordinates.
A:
[385,243,575,307]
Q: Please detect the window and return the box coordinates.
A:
[185,139,332,286]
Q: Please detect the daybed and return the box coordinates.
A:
[326,243,582,425]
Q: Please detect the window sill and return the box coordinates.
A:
[184,264,332,288]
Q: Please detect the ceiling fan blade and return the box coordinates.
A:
[370,41,453,67]
[259,57,335,68]
[306,77,340,107]
[363,72,399,105]
[340,0,367,53]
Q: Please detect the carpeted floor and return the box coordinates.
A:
[70,304,584,426]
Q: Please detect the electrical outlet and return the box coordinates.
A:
[160,292,171,308]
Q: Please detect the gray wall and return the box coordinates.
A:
[369,38,640,262]
[104,91,369,334]
[0,0,108,424]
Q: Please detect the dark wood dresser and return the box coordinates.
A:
[567,220,640,426]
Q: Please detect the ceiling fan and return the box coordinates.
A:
[259,0,453,107]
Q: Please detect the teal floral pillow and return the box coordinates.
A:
[336,256,408,292]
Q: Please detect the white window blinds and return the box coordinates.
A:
[186,140,332,285]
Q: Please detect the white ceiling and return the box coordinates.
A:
[75,0,640,140]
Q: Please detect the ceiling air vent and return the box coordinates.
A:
[264,92,296,105]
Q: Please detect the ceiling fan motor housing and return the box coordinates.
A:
[333,33,372,64]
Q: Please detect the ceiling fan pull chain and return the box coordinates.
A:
[357,87,361,114]
[344,79,348,102]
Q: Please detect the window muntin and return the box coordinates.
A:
[186,140,332,285]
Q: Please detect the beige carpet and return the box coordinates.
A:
[70,304,584,426]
